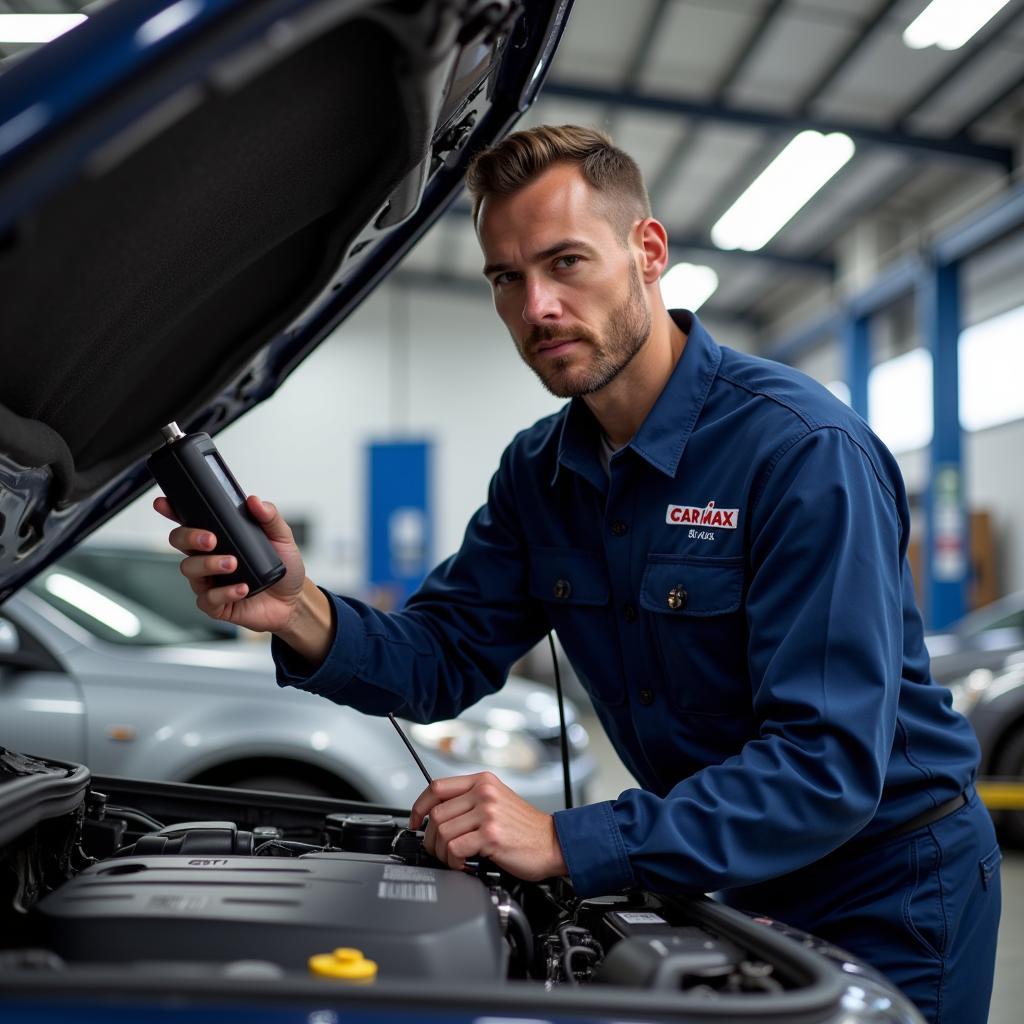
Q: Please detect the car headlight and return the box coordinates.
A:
[948,668,994,716]
[838,971,926,1022]
[408,720,545,773]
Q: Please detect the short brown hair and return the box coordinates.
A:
[465,124,651,240]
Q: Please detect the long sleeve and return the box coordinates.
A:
[273,440,550,723]
[554,427,906,896]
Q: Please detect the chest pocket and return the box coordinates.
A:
[640,555,751,716]
[528,547,622,706]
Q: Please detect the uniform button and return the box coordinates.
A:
[553,579,572,600]
[623,603,637,622]
[667,585,687,611]
[638,689,654,705]
[611,520,628,536]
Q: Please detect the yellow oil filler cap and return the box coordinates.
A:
[308,947,378,983]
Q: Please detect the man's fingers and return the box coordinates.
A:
[153,496,179,523]
[423,797,478,861]
[409,775,483,829]
[409,790,443,830]
[178,553,236,583]
[246,495,293,546]
[424,791,477,827]
[168,525,217,555]
[197,580,249,612]
[428,808,484,868]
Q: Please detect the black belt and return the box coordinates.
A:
[843,788,972,855]
[888,788,972,840]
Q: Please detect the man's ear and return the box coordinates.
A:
[634,218,670,284]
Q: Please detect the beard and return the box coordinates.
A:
[520,261,652,399]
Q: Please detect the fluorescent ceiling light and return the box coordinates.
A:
[44,572,142,638]
[660,262,719,312]
[903,0,1011,50]
[0,14,86,44]
[710,131,855,252]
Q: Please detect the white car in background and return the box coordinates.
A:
[0,546,593,812]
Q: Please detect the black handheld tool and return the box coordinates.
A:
[147,422,286,597]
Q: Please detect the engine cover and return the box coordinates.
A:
[31,851,506,981]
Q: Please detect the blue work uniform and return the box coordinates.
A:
[275,310,999,1023]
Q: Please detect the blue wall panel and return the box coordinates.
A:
[367,441,432,609]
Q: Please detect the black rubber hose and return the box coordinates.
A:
[105,805,163,832]
[505,895,535,973]
[561,944,598,983]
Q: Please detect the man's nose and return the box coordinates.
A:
[521,278,561,324]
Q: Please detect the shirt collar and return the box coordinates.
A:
[552,310,722,486]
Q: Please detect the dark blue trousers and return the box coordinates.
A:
[725,793,1001,1024]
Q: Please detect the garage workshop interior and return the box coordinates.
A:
[1,2,1024,1023]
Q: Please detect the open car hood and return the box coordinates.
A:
[0,0,571,603]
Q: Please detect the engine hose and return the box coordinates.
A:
[505,896,535,971]
[561,944,598,984]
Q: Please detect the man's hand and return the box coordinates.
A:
[408,772,568,881]
[154,494,324,649]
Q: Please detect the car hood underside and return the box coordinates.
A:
[0,0,567,601]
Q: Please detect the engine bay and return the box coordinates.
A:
[0,761,911,1022]
[0,770,820,996]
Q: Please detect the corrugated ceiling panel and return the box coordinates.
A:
[639,1,769,99]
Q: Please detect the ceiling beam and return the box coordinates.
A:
[620,0,674,88]
[893,2,1024,130]
[648,0,788,206]
[599,0,675,127]
[954,67,1024,130]
[668,233,833,273]
[798,0,901,114]
[542,80,1015,169]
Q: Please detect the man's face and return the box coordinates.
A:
[478,164,652,399]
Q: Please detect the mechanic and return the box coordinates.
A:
[158,125,1000,1023]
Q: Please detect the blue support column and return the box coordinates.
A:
[844,314,870,419]
[367,441,432,610]
[919,260,967,629]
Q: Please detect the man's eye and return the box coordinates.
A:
[493,272,520,286]
[555,255,580,269]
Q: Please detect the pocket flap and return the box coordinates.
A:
[980,843,1002,890]
[528,547,609,606]
[640,556,744,616]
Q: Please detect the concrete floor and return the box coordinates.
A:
[580,711,1024,1024]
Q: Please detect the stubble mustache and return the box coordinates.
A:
[525,325,593,357]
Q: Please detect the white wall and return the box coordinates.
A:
[894,422,1024,597]
[965,421,1024,595]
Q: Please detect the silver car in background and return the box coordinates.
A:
[0,546,593,812]
[929,592,1024,844]
[927,589,1024,685]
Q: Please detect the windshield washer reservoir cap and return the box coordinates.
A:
[309,947,378,982]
